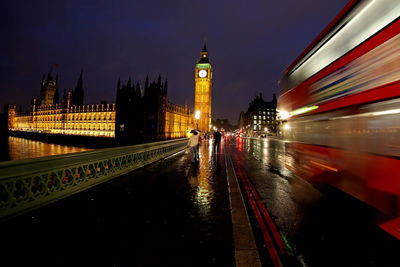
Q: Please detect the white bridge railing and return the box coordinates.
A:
[0,138,188,219]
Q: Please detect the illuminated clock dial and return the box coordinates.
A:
[198,70,207,78]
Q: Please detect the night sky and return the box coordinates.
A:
[1,0,349,124]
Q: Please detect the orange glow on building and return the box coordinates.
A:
[194,44,212,132]
[8,103,116,138]
[165,102,193,139]
[8,101,195,139]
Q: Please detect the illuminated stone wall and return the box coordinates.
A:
[8,104,115,138]
[8,101,195,140]
[165,102,193,139]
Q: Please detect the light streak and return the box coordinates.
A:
[310,160,338,172]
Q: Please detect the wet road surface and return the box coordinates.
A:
[2,136,399,267]
[1,140,234,267]
[227,136,400,267]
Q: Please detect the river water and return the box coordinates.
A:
[0,136,91,162]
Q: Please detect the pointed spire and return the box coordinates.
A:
[198,42,210,63]
[77,69,83,87]
[74,69,84,106]
[202,42,207,52]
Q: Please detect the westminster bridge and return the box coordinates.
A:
[1,137,399,267]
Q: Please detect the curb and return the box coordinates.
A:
[224,146,262,267]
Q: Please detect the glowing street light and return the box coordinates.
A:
[195,110,200,129]
[283,124,290,130]
[278,110,290,120]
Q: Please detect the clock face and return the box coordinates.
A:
[198,69,207,78]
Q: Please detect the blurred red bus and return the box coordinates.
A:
[277,0,400,239]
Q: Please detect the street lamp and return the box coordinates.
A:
[195,110,200,130]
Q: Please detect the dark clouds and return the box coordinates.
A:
[0,0,348,123]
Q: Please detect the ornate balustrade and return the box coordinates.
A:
[0,138,188,219]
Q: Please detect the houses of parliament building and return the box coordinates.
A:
[8,44,213,143]
[8,70,117,139]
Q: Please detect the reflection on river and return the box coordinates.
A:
[3,136,91,161]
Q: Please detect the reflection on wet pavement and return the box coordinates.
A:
[236,137,300,179]
[1,138,234,267]
[229,137,400,267]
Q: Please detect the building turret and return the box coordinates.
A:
[39,69,58,106]
[198,43,210,64]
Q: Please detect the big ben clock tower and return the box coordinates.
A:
[195,43,212,132]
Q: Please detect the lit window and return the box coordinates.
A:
[254,120,257,124]
[263,116,265,120]
[253,116,257,119]
[253,125,257,130]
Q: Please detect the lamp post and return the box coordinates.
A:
[195,110,200,130]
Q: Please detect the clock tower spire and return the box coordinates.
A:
[194,43,212,132]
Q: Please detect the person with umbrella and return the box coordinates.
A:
[187,129,200,162]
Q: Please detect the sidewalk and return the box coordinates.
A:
[0,140,259,267]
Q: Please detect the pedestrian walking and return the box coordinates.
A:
[188,130,200,162]
[213,130,221,152]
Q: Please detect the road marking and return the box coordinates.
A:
[237,161,288,256]
[233,156,284,267]
[224,146,262,267]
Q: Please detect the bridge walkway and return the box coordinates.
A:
[1,139,263,267]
